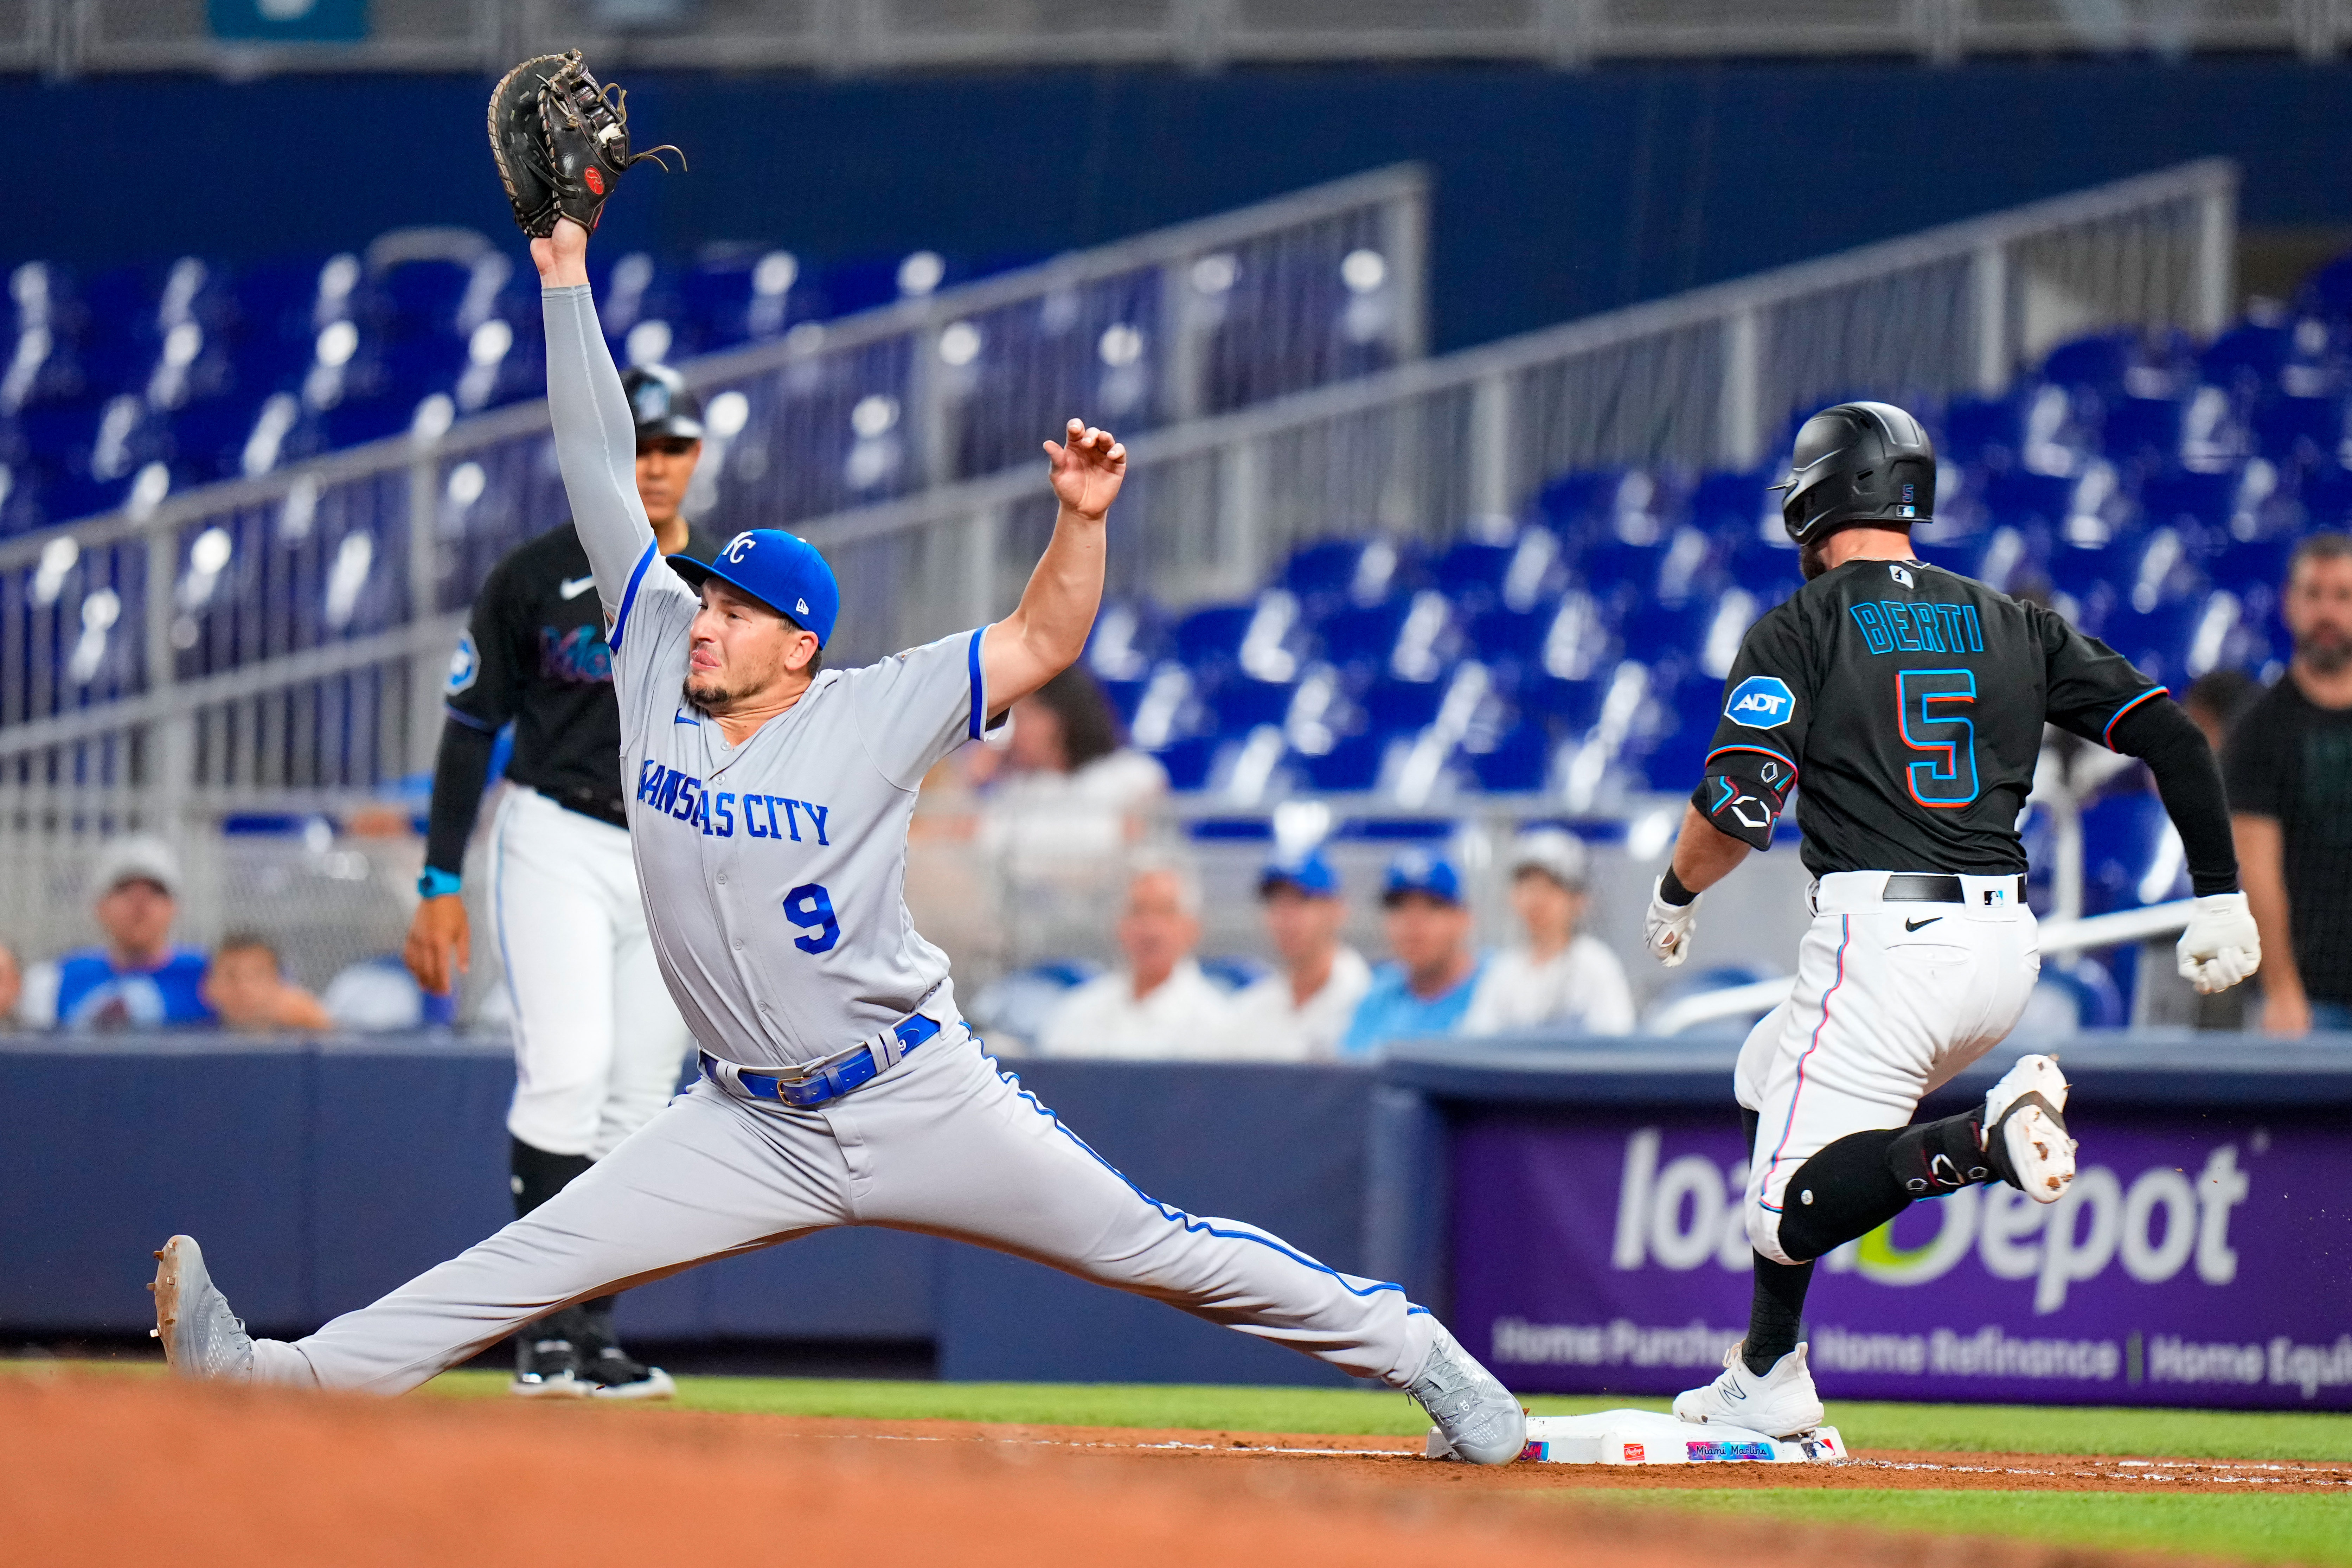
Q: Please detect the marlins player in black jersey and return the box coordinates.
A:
[1643,402,2262,1439]
[403,363,722,1400]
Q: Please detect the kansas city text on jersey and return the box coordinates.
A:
[633,760,832,845]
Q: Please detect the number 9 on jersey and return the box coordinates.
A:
[784,883,841,954]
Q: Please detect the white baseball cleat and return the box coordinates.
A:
[149,1235,255,1384]
[1673,1341,1824,1440]
[1409,1324,1527,1465]
[1985,1052,2076,1204]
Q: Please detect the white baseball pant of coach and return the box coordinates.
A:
[486,783,693,1159]
[246,1022,1439,1394]
[1735,871,2040,1266]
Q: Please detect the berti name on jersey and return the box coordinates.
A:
[1697,556,2162,878]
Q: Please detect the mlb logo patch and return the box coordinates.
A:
[1725,675,1796,729]
[1889,563,1915,588]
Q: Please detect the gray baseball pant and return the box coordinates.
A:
[249,1029,1436,1394]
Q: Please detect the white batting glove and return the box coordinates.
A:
[1644,880,1700,968]
[2177,891,2261,995]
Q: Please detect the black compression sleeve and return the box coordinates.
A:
[2108,697,2239,896]
[423,718,499,877]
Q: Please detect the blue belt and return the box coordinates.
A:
[702,1011,942,1110]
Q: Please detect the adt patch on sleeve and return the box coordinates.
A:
[445,632,480,696]
[1724,675,1795,729]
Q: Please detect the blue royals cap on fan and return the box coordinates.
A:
[1259,846,1340,898]
[1380,848,1462,906]
[672,529,841,647]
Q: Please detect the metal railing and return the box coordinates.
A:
[0,165,1426,813]
[23,0,2352,75]
[788,159,2236,660]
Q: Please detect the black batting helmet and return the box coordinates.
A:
[620,363,705,442]
[1775,401,1936,546]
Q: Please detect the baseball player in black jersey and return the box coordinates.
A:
[403,362,722,1400]
[1643,402,2262,1438]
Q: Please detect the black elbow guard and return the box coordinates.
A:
[1693,752,1793,852]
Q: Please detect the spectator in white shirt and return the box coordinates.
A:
[1220,848,1373,1061]
[1464,828,1635,1036]
[1040,855,1233,1059]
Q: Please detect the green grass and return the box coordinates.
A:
[1583,1491,2352,1568]
[410,1372,2352,1461]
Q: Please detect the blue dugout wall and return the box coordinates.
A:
[6,1031,2350,1404]
[8,57,2352,353]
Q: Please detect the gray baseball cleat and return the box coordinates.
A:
[149,1235,255,1384]
[1408,1324,1526,1465]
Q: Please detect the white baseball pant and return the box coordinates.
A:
[1736,871,2040,1266]
[487,785,693,1159]
[246,1027,1437,1394]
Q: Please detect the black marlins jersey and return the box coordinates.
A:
[1697,557,2165,878]
[444,521,722,824]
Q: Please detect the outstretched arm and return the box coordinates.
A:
[1642,806,1751,966]
[532,219,656,619]
[979,419,1127,713]
[2107,698,2258,994]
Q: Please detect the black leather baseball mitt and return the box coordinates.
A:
[487,50,685,239]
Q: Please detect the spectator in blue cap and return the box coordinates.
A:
[1339,849,1487,1057]
[1220,847,1371,1061]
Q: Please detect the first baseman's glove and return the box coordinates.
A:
[488,50,684,239]
[2176,891,2261,995]
[1643,879,1700,968]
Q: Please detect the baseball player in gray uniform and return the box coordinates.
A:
[146,215,1527,1466]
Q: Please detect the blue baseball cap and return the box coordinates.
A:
[671,530,841,647]
[1259,847,1340,898]
[1381,849,1463,907]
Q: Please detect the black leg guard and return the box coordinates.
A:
[1743,1256,1815,1375]
[1772,1128,1910,1262]
[510,1136,594,1220]
[1771,1110,1994,1263]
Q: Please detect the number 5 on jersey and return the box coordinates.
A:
[1897,668,1979,808]
[784,883,841,954]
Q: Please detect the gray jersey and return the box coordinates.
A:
[544,285,985,1070]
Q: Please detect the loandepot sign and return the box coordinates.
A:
[1451,1111,2352,1408]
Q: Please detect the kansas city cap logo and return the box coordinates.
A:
[724,533,757,564]
[1725,675,1795,729]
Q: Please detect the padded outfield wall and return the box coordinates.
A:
[6,56,2352,353]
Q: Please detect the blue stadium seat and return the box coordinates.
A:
[2250,392,2344,469]
[1281,537,1374,599]
[1153,734,1224,792]
[2079,791,2187,914]
[1461,723,1553,793]
[2097,395,2186,466]
[1312,595,1417,674]
[1171,601,1256,671]
[2135,467,2242,531]
[1207,675,1296,736]
[2040,332,2134,392]
[2199,320,2295,391]
[1359,676,1446,736]
[1292,731,1389,793]
[1939,394,2025,469]
[1978,468,2076,528]
[1511,672,1612,736]
[2300,253,2352,322]
[1432,538,1516,606]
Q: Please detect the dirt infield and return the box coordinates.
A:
[0,1371,2311,1568]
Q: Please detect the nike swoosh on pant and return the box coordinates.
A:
[1904,916,1942,932]
[559,576,597,600]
